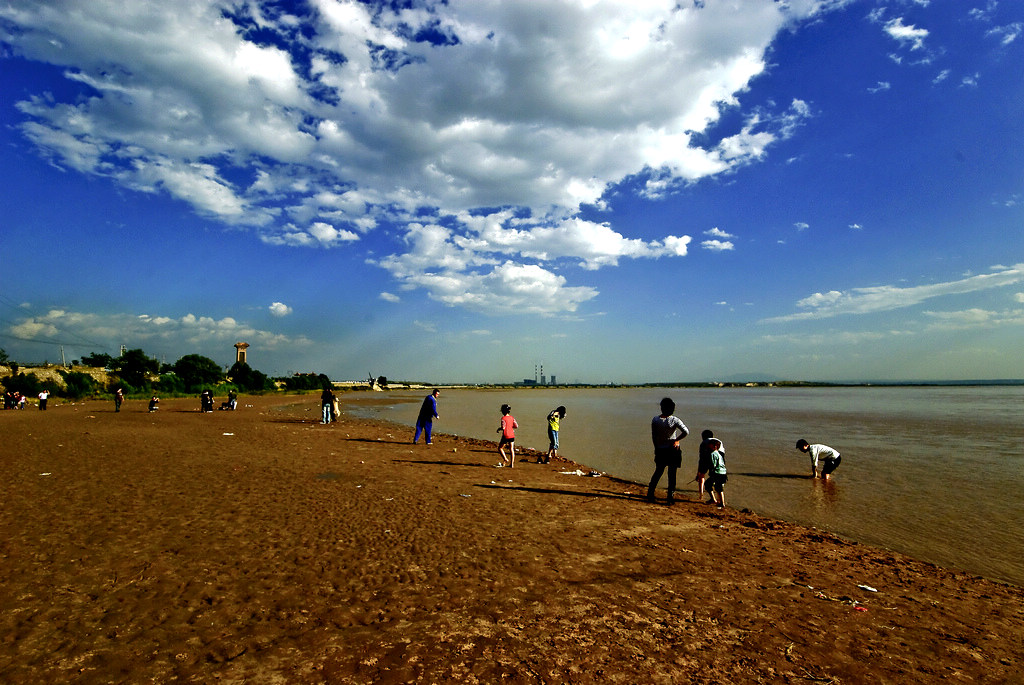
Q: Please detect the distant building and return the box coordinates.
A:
[234,342,250,364]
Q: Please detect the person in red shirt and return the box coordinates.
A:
[496,403,519,468]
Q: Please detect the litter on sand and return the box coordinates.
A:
[560,469,603,477]
[222,432,234,436]
[857,584,878,592]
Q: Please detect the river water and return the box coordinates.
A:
[345,386,1024,586]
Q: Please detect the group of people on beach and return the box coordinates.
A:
[411,390,841,508]
[646,395,842,509]
[3,390,30,409]
[1,389,52,410]
[411,389,566,469]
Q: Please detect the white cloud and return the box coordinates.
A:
[702,240,734,252]
[705,227,735,239]
[849,223,863,230]
[379,292,400,303]
[5,308,310,360]
[986,23,1023,46]
[794,222,809,231]
[923,308,1024,330]
[764,264,1024,323]
[269,302,293,317]
[0,0,838,315]
[1013,293,1024,303]
[961,73,980,88]
[884,17,928,51]
[867,81,891,93]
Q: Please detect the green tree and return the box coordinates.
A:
[228,361,273,393]
[111,348,159,389]
[281,373,332,391]
[0,348,9,365]
[81,352,115,368]
[171,354,224,392]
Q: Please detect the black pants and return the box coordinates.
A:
[647,446,682,500]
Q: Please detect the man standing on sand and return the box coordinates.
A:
[115,387,124,412]
[796,439,842,480]
[321,386,335,424]
[647,397,689,505]
[413,389,440,444]
[37,389,49,410]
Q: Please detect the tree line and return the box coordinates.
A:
[0,347,331,400]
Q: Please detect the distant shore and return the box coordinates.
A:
[1,394,1022,682]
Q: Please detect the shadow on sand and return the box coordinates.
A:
[732,472,808,480]
[473,483,643,503]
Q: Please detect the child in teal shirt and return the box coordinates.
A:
[707,438,727,509]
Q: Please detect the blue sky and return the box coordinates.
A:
[2,0,1023,383]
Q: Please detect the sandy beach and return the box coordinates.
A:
[1,394,1022,684]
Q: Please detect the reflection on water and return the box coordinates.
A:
[347,385,1024,586]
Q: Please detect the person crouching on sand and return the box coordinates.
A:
[496,403,518,468]
[796,439,841,480]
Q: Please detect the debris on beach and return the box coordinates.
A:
[858,584,878,592]
[559,469,603,477]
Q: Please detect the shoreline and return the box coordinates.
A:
[2,394,1022,682]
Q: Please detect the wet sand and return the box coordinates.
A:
[1,395,1022,683]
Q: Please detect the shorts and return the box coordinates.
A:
[654,446,682,469]
[697,453,712,475]
[821,455,841,475]
[548,428,559,450]
[499,435,515,447]
[707,473,728,492]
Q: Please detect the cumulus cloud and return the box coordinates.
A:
[705,227,735,239]
[701,240,734,252]
[379,292,400,303]
[269,302,293,317]
[0,0,835,315]
[763,264,1024,323]
[6,308,310,355]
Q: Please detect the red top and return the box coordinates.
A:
[500,414,518,439]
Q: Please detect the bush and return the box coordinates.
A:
[280,373,332,391]
[2,372,45,397]
[59,370,98,399]
[155,374,185,395]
